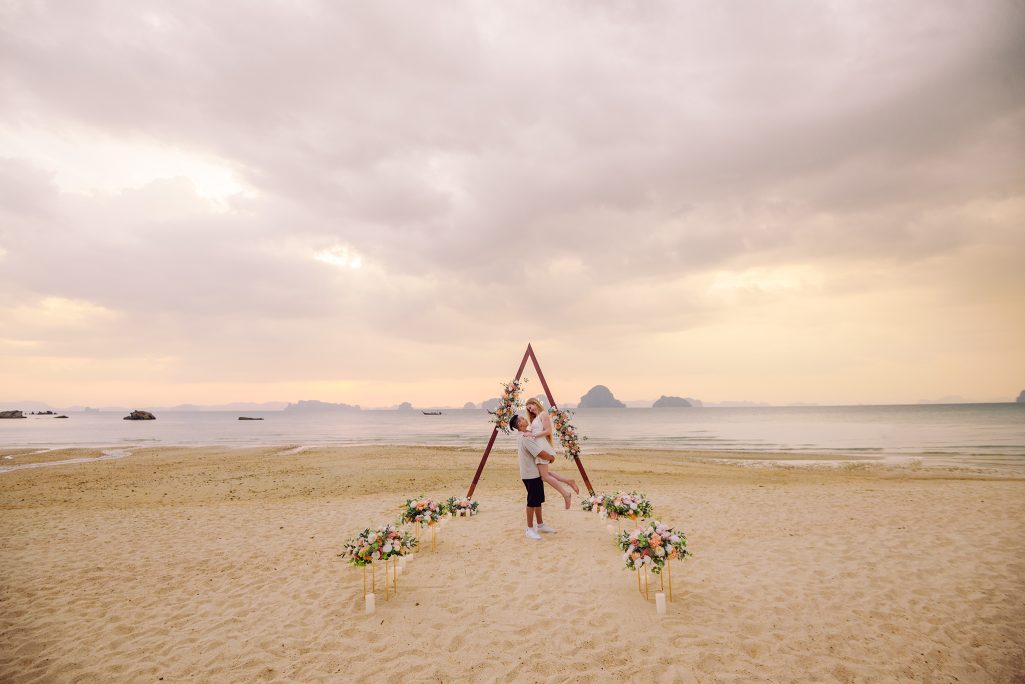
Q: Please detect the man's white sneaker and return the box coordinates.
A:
[535,524,557,534]
[525,528,542,541]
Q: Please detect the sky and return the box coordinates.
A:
[1,1,1023,408]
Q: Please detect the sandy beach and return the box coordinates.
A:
[1,445,1024,682]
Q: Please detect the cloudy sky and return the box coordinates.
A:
[1,1,1023,408]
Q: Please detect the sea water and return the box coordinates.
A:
[2,403,1023,471]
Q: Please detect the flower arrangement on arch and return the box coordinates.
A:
[605,492,654,520]
[446,496,479,516]
[616,520,689,574]
[581,493,608,512]
[341,524,417,567]
[400,497,442,526]
[491,379,527,434]
[548,406,586,460]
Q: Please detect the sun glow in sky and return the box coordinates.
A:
[314,245,363,270]
[1,126,249,203]
[1,1,1023,409]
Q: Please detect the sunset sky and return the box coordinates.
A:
[1,1,1023,408]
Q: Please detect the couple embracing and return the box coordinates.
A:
[512,397,579,541]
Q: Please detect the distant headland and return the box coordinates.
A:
[284,400,361,412]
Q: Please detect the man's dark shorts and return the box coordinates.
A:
[522,477,545,507]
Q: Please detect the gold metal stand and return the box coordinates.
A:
[667,559,673,602]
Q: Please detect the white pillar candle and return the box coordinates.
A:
[365,593,376,615]
[655,592,667,615]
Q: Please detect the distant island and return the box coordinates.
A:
[284,400,361,412]
[396,402,415,411]
[463,401,476,409]
[652,395,692,408]
[1018,390,1025,404]
[578,385,626,408]
[481,398,501,411]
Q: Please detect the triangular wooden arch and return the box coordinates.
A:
[466,343,595,497]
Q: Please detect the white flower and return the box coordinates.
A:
[670,535,680,544]
[630,503,638,510]
[382,543,393,554]
[655,547,665,557]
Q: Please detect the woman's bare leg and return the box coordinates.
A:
[546,470,579,494]
[537,463,572,509]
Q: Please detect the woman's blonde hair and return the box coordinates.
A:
[524,397,553,446]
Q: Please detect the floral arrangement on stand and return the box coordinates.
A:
[400,497,443,526]
[491,379,526,433]
[581,493,608,513]
[616,520,689,574]
[548,406,586,460]
[605,492,654,520]
[445,496,479,516]
[341,523,417,567]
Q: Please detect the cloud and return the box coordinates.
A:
[0,1,1023,404]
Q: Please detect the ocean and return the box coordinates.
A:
[3,403,1024,471]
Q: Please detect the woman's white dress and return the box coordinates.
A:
[530,414,555,464]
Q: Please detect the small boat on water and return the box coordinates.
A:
[422,411,442,415]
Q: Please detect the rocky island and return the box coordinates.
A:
[652,395,692,408]
[0,410,27,419]
[1017,390,1024,404]
[578,385,626,408]
[123,410,156,420]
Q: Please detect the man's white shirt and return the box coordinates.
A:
[517,432,543,479]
